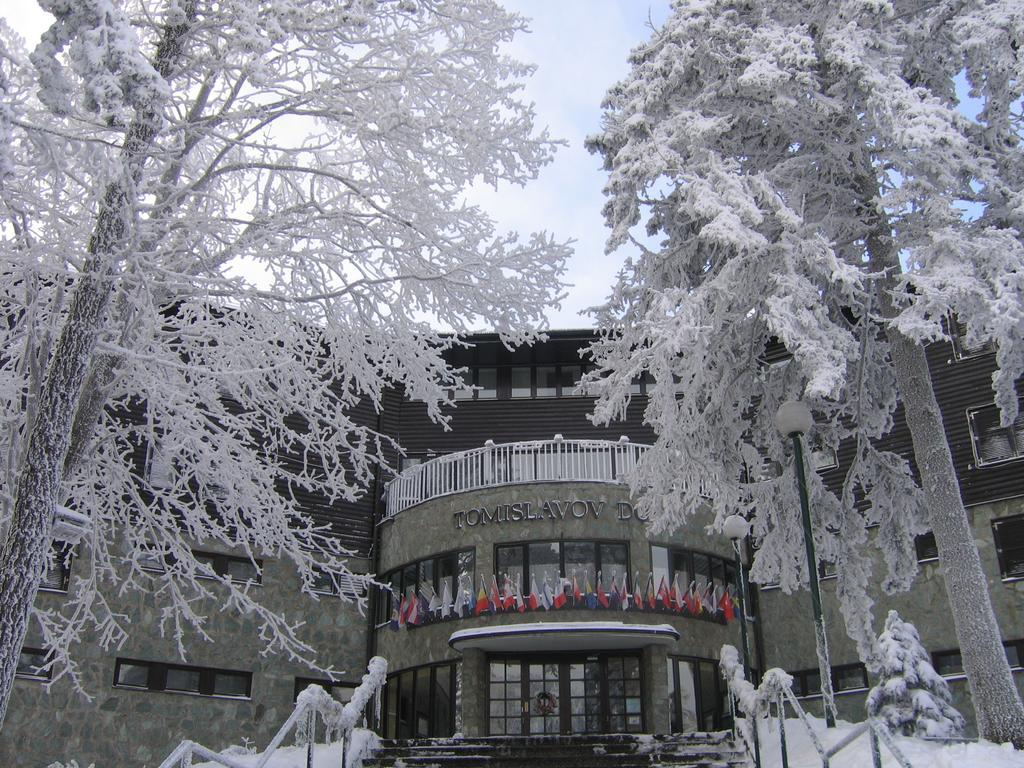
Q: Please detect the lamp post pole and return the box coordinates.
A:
[775,401,836,728]
[723,514,761,768]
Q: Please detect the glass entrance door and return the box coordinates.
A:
[488,654,643,735]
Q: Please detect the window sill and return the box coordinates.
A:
[1001,576,1024,584]
[113,685,251,701]
[37,587,69,595]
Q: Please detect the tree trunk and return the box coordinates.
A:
[862,183,1024,746]
[0,4,196,729]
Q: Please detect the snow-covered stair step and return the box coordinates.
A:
[364,731,749,768]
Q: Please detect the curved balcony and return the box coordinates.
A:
[384,436,650,519]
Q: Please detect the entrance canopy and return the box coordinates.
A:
[448,621,679,653]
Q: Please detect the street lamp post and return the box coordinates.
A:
[774,400,837,728]
[723,514,761,768]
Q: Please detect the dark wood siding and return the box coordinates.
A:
[925,339,1024,507]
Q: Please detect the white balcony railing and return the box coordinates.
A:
[384,436,649,519]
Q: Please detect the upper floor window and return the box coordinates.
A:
[967,399,1024,466]
[40,543,72,593]
[114,658,251,699]
[992,515,1024,582]
[949,315,993,361]
[378,549,475,626]
[455,365,592,400]
[310,566,367,599]
[651,544,740,619]
[139,548,262,585]
[496,540,630,596]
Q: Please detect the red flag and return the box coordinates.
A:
[501,575,516,611]
[721,588,736,621]
[553,578,567,609]
[597,573,610,608]
[515,578,528,613]
[633,572,644,610]
[398,595,409,628]
[406,592,419,625]
[646,573,657,610]
[684,583,697,614]
[528,577,540,610]
[573,573,583,604]
[668,578,679,611]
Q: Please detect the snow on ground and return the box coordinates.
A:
[754,715,1024,768]
[180,719,1024,768]
[190,728,378,768]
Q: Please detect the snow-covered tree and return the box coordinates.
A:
[584,0,1023,746]
[0,1,568,726]
[867,610,965,738]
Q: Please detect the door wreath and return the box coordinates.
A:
[535,690,558,715]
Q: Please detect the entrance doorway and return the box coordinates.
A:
[487,654,644,735]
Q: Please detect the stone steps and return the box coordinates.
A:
[363,732,750,768]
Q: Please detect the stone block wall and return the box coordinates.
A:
[2,551,370,767]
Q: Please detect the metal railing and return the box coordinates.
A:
[384,436,650,518]
[719,645,913,768]
[158,656,388,768]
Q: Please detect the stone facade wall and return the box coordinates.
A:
[756,496,1024,733]
[3,552,370,768]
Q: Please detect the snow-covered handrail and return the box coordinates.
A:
[719,645,913,768]
[384,437,650,518]
[158,656,388,768]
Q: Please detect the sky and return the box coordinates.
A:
[4,1,673,330]
[466,1,674,329]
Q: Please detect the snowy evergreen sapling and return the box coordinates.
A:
[585,0,1024,745]
[867,611,965,738]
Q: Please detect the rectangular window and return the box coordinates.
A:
[559,365,582,396]
[16,648,51,681]
[510,367,532,398]
[113,658,251,699]
[915,532,939,563]
[932,650,964,677]
[477,368,498,400]
[968,400,1024,466]
[535,366,558,398]
[832,664,868,692]
[380,549,475,627]
[993,515,1024,581]
[949,315,993,360]
[382,663,456,739]
[452,369,473,400]
[792,669,821,698]
[1006,641,1022,670]
[39,544,71,592]
[191,551,262,585]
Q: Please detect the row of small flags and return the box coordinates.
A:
[388,571,737,630]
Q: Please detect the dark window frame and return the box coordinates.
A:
[381,661,457,739]
[992,515,1024,582]
[915,532,939,563]
[39,543,72,593]
[948,314,994,361]
[192,550,263,585]
[967,399,1024,468]
[667,654,731,732]
[493,538,632,594]
[16,647,52,681]
[377,548,476,628]
[113,658,252,699]
[649,543,742,624]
